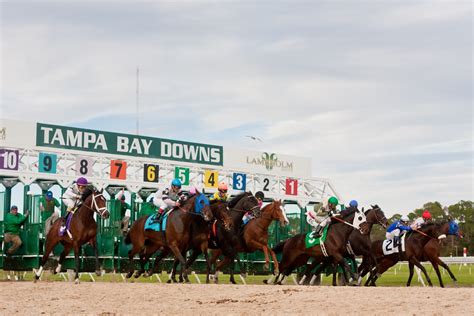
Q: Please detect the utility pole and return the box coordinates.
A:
[136,67,140,135]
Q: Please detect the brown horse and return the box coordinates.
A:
[34,187,109,283]
[124,192,213,280]
[301,205,388,285]
[406,220,461,287]
[210,200,289,283]
[146,201,233,283]
[365,222,446,286]
[200,192,261,284]
[272,209,370,285]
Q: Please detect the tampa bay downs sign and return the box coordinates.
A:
[36,123,223,166]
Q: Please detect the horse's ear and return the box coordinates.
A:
[248,191,253,195]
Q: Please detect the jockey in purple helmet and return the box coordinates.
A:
[60,177,88,235]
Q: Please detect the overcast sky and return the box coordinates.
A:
[1,1,472,216]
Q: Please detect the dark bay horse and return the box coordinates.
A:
[34,187,109,283]
[365,222,446,286]
[147,200,233,283]
[407,220,461,288]
[301,205,388,285]
[124,192,213,280]
[211,200,289,283]
[272,209,370,285]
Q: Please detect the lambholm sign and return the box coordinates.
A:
[36,123,223,166]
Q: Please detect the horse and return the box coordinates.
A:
[211,200,289,284]
[34,187,110,283]
[406,220,462,288]
[365,222,446,286]
[301,205,388,286]
[146,200,233,283]
[124,192,213,280]
[165,192,260,284]
[272,209,370,285]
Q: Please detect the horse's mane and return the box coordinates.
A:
[81,187,95,202]
[228,192,251,208]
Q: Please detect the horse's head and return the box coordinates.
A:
[262,200,289,227]
[211,201,232,231]
[365,204,388,228]
[189,191,213,222]
[351,209,370,235]
[232,192,260,213]
[82,188,109,219]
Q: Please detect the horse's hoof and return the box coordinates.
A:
[125,272,133,279]
[166,279,172,284]
[263,264,270,271]
[95,270,102,277]
[143,272,150,278]
[75,278,80,284]
[273,270,279,276]
[134,272,142,278]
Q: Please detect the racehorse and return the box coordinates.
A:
[365,222,446,286]
[407,220,461,288]
[145,200,233,283]
[272,209,370,285]
[211,200,289,284]
[34,187,110,283]
[124,192,213,281]
[301,205,388,285]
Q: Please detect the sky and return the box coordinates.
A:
[0,0,472,217]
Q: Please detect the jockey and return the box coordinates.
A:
[242,191,265,225]
[386,215,412,247]
[306,196,339,236]
[60,177,89,234]
[411,210,432,229]
[209,182,229,203]
[152,178,185,223]
[340,199,358,217]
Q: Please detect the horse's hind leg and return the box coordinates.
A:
[411,258,433,286]
[54,243,72,275]
[437,259,457,286]
[407,262,415,286]
[35,235,60,280]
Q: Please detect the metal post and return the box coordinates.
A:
[130,192,137,223]
[23,185,30,224]
[3,186,12,218]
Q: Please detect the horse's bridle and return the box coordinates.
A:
[82,193,108,217]
[369,207,387,228]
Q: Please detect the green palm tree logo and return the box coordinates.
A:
[262,152,277,170]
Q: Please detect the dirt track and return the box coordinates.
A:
[0,282,472,315]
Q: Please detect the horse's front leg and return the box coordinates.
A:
[89,237,101,276]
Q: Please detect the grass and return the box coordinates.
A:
[1,263,473,287]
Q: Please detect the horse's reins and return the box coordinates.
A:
[331,212,366,232]
[81,193,108,217]
[412,227,438,240]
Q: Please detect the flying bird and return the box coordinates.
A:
[246,135,263,142]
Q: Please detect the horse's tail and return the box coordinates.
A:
[272,239,288,254]
[124,231,132,245]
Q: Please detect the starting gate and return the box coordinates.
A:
[1,119,340,274]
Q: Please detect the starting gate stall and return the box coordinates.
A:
[0,119,341,274]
